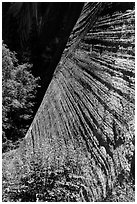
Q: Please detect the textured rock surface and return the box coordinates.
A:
[3,3,135,201]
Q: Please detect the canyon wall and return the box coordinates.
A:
[3,3,135,201]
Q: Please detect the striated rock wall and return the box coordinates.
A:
[3,3,135,201]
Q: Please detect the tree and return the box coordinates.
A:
[2,43,39,152]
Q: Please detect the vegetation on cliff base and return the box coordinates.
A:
[2,153,135,202]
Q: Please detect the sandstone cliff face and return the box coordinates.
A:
[3,3,135,201]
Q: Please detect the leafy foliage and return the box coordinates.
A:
[2,153,135,202]
[103,175,135,202]
[2,154,83,202]
[2,43,40,152]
